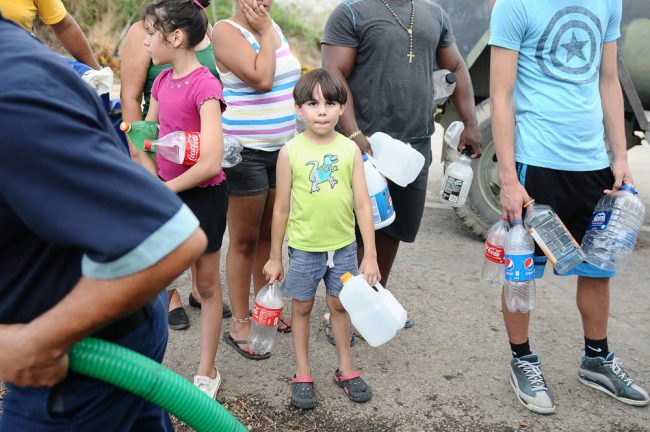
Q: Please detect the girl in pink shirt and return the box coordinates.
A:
[142,0,226,400]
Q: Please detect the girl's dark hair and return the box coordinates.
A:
[142,0,210,48]
[293,68,348,107]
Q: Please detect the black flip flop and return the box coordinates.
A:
[277,317,292,334]
[222,333,271,360]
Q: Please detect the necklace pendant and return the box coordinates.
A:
[407,50,415,63]
[407,28,412,35]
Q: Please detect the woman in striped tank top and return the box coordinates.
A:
[212,0,301,359]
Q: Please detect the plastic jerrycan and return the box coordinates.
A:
[362,153,396,230]
[339,272,407,347]
[367,132,425,187]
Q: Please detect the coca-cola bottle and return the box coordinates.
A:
[144,131,200,165]
[248,282,284,354]
[481,213,509,287]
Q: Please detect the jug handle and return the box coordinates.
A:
[365,153,379,167]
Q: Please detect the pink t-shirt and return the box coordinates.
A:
[151,66,226,186]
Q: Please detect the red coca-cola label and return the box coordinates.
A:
[484,241,504,264]
[182,131,200,165]
[252,303,283,327]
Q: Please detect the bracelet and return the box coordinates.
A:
[231,316,251,324]
[347,130,364,140]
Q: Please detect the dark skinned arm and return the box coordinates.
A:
[50,13,101,70]
[437,43,482,157]
[0,228,207,387]
[321,44,373,155]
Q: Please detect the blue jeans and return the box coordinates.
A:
[282,242,359,301]
[0,292,172,432]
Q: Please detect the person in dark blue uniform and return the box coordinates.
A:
[0,15,206,431]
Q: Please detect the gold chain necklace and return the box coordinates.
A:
[381,0,416,63]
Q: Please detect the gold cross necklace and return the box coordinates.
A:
[381,0,416,63]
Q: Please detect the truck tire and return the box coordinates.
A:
[444,99,500,238]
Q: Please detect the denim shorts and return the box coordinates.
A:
[224,147,279,196]
[282,242,359,301]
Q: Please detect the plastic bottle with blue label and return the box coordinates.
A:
[581,184,646,272]
[363,154,396,230]
[504,221,536,313]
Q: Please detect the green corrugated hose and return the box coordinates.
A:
[68,338,247,432]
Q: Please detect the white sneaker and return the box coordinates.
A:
[194,369,221,399]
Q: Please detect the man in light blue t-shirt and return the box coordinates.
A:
[489,0,648,414]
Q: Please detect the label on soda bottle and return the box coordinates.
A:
[504,253,535,281]
[370,186,394,224]
[484,241,505,264]
[182,132,201,165]
[588,210,612,231]
[441,176,463,203]
[252,303,283,327]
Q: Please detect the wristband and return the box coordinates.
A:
[347,130,364,140]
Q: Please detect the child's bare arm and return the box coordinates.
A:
[165,99,224,193]
[263,146,292,283]
[131,98,158,176]
[351,147,380,285]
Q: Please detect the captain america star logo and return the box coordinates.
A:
[536,6,603,84]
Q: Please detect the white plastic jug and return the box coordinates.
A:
[363,154,396,230]
[339,272,407,347]
[367,132,425,187]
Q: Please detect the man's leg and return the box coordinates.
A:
[502,289,555,414]
[576,276,649,405]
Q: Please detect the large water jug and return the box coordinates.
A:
[582,184,645,272]
[363,154,396,229]
[367,132,425,187]
[339,272,407,347]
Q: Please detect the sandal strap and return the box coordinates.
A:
[334,370,360,382]
[292,375,315,384]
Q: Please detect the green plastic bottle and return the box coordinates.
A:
[120,121,160,152]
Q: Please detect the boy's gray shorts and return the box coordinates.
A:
[282,242,359,301]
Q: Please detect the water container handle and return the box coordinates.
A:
[619,183,637,195]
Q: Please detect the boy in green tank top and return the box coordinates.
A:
[263,69,380,410]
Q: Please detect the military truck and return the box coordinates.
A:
[437,0,650,237]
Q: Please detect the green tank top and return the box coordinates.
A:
[286,133,357,252]
[142,42,220,117]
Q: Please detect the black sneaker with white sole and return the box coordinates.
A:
[509,353,556,414]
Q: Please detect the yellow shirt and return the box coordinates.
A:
[0,0,67,32]
[286,133,356,252]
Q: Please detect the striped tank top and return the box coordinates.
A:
[218,20,301,152]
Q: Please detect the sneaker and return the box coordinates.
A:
[578,352,649,406]
[194,369,222,400]
[168,306,190,330]
[509,353,556,414]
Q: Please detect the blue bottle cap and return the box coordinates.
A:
[362,153,369,162]
[619,184,638,195]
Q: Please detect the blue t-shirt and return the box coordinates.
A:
[489,0,622,171]
[0,18,199,324]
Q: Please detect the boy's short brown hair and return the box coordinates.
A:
[293,68,347,107]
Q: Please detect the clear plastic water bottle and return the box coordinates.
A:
[581,184,646,272]
[440,146,473,207]
[144,131,200,165]
[524,201,585,275]
[481,213,509,287]
[248,282,284,354]
[504,221,536,313]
